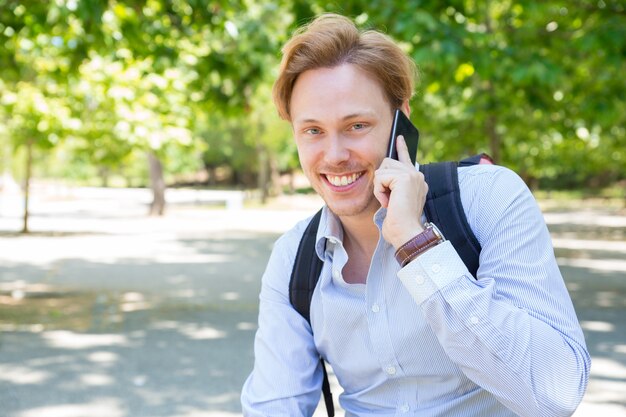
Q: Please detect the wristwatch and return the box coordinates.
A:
[394,223,445,267]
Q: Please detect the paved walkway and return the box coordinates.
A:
[0,188,624,416]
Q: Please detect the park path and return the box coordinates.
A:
[0,188,624,417]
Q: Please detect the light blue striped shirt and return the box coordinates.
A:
[242,164,590,416]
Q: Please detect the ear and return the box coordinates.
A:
[400,100,411,117]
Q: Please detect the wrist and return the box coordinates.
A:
[392,224,425,250]
[394,223,445,267]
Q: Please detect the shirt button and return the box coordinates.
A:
[432,263,441,273]
[399,404,410,413]
[332,269,341,280]
[385,366,396,375]
[371,304,380,313]
[414,274,425,285]
[470,316,480,325]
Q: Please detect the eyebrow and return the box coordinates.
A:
[294,111,378,125]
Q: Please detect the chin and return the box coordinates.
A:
[325,197,378,218]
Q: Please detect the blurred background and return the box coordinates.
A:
[0,1,625,416]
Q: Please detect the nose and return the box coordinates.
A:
[324,133,350,165]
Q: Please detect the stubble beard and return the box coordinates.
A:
[318,181,380,219]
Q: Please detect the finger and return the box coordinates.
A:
[373,180,390,208]
[395,135,412,166]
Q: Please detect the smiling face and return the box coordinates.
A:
[290,64,395,220]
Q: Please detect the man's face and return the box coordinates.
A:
[290,64,394,220]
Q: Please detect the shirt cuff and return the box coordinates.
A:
[397,240,471,305]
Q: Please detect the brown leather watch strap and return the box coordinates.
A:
[394,223,444,267]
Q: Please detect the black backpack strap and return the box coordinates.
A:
[420,160,482,277]
[289,208,324,323]
[320,363,334,416]
[288,208,334,416]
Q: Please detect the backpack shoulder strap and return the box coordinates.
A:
[288,208,334,417]
[289,208,324,322]
[419,158,482,277]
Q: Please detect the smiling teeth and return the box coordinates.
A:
[327,173,361,186]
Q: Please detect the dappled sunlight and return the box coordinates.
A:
[120,291,152,313]
[79,373,114,386]
[545,212,626,228]
[574,401,626,417]
[580,321,615,333]
[150,320,183,330]
[167,274,191,285]
[594,291,622,309]
[236,322,256,331]
[179,324,227,340]
[0,364,51,385]
[16,400,125,417]
[173,411,243,417]
[42,331,129,349]
[87,351,119,364]
[205,392,245,405]
[1,188,624,417]
[170,288,196,298]
[220,291,240,301]
[590,357,626,380]
[0,234,235,266]
[558,258,626,273]
[552,238,626,253]
[149,320,227,340]
[540,211,626,415]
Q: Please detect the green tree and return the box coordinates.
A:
[287,0,626,190]
[1,83,75,232]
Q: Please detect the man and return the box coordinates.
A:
[242,13,589,417]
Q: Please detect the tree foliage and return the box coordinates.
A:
[0,0,624,204]
[289,0,625,189]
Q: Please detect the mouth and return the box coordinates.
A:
[323,171,364,188]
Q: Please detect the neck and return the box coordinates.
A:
[339,210,380,260]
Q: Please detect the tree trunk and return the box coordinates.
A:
[485,111,501,164]
[21,140,33,234]
[147,152,166,216]
[257,144,269,204]
[99,166,110,188]
[206,165,217,186]
[288,170,295,194]
[269,153,282,197]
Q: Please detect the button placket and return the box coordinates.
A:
[367,238,403,384]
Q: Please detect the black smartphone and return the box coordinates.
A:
[387,109,419,165]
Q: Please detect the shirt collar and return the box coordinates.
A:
[314,205,388,260]
[314,206,342,260]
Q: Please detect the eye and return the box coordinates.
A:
[304,127,321,135]
[350,123,367,131]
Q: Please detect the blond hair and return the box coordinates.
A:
[273,14,418,120]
